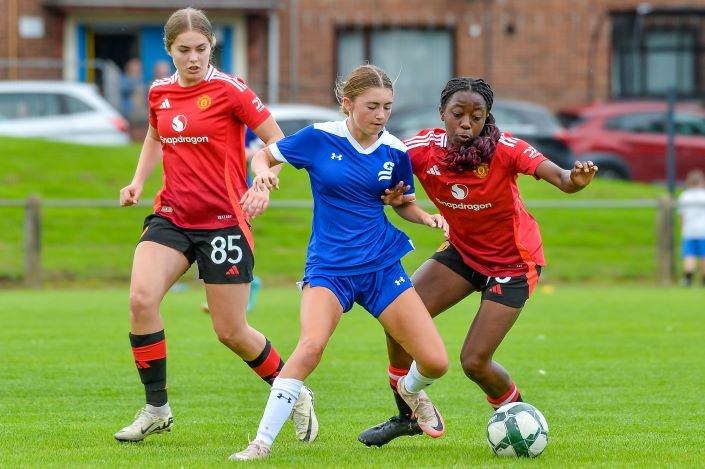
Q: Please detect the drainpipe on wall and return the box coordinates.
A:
[268,9,280,103]
[289,0,299,102]
[482,0,493,83]
[8,0,18,79]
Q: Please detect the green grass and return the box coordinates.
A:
[1,286,703,467]
[0,137,678,285]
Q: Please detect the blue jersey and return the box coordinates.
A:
[270,120,416,276]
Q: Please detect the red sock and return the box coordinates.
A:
[487,382,522,410]
[245,339,284,385]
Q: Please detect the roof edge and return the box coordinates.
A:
[42,0,281,10]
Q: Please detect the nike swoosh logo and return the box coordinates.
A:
[140,422,157,435]
[431,407,444,432]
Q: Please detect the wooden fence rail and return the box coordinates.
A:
[0,196,678,288]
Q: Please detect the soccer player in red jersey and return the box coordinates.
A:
[114,7,317,445]
[358,77,598,446]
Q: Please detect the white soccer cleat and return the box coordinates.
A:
[396,376,445,438]
[229,439,271,461]
[114,404,173,442]
[291,385,319,442]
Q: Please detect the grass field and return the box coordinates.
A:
[1,286,703,467]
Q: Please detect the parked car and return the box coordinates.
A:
[267,103,342,136]
[558,101,705,183]
[386,99,574,168]
[0,80,130,146]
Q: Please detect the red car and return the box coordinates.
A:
[558,101,705,183]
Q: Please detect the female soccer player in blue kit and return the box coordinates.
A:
[230,64,450,461]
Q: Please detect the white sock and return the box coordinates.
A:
[402,361,435,393]
[146,403,170,417]
[255,377,303,446]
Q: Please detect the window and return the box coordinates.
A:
[605,111,705,136]
[64,95,94,114]
[611,10,704,99]
[337,27,453,109]
[605,113,665,133]
[0,93,62,119]
[674,113,705,136]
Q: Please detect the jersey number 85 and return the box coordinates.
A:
[210,235,243,265]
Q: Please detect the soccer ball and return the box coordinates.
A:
[486,402,549,457]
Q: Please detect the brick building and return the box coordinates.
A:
[1,0,704,112]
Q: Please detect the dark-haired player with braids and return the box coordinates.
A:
[358,77,598,447]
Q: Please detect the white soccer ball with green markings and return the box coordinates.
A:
[486,402,549,457]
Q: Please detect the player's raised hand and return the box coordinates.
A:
[381,181,415,207]
[119,183,142,207]
[570,160,598,188]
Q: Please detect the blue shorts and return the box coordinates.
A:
[302,261,413,318]
[682,238,705,257]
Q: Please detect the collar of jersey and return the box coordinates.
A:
[341,119,385,155]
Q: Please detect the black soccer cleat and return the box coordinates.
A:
[357,415,423,447]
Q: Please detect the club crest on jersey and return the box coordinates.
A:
[197,94,212,110]
[172,115,187,132]
[451,183,469,200]
[473,163,489,178]
[378,161,395,181]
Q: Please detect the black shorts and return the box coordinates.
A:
[430,241,541,308]
[139,214,254,284]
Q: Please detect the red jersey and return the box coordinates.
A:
[405,128,548,277]
[147,65,270,241]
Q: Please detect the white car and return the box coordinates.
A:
[0,81,131,145]
[267,103,342,136]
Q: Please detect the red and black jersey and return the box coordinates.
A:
[147,65,270,243]
[405,128,548,278]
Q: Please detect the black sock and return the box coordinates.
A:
[129,330,168,407]
[683,272,693,286]
[392,384,413,419]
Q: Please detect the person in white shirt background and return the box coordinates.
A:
[677,169,705,286]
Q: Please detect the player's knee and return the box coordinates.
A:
[460,353,488,381]
[128,290,159,317]
[213,324,248,351]
[295,339,326,369]
[419,353,448,379]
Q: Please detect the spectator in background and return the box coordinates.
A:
[677,169,705,286]
[152,60,173,80]
[119,58,147,122]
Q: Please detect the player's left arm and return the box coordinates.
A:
[392,202,449,238]
[535,159,599,193]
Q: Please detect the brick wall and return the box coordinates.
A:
[2,0,703,109]
[279,0,705,110]
[0,0,64,80]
